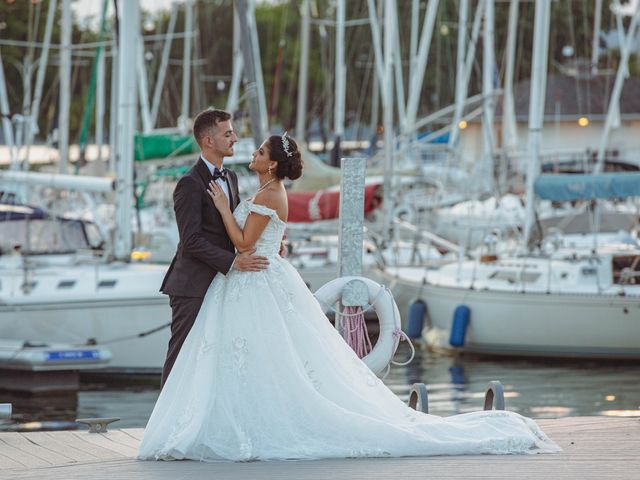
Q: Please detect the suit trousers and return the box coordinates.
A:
[161,295,205,388]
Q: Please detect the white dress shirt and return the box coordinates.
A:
[201,155,232,205]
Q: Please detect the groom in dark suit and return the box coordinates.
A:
[159,108,268,387]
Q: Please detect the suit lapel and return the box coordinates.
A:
[228,171,239,211]
[195,157,211,186]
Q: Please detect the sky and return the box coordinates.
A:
[72,0,175,29]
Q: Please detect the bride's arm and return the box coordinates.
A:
[207,181,271,251]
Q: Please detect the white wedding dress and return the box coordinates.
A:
[138,200,560,462]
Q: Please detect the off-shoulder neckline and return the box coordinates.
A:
[245,198,286,225]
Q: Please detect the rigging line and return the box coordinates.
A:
[581,0,592,115]
[566,1,584,115]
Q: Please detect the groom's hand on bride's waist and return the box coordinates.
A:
[233,248,269,272]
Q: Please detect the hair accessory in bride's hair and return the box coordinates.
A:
[281,131,293,157]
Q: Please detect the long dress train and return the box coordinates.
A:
[138,200,560,461]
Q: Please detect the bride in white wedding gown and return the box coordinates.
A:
[138,134,560,462]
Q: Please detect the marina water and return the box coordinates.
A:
[3,345,640,431]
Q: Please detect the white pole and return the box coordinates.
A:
[0,51,16,167]
[180,0,193,132]
[295,0,310,141]
[235,0,266,146]
[409,0,419,83]
[23,0,57,170]
[450,0,468,151]
[334,0,346,155]
[151,3,177,128]
[591,0,603,74]
[523,0,551,247]
[247,0,269,136]
[393,6,406,128]
[226,7,243,113]
[58,0,71,173]
[367,0,386,102]
[108,39,119,173]
[0,170,114,192]
[115,0,139,260]
[96,42,105,163]
[502,0,519,153]
[481,0,496,189]
[382,0,395,239]
[137,24,152,134]
[403,0,439,135]
[449,0,484,148]
[594,6,640,174]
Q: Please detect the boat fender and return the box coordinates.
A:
[314,276,402,375]
[449,305,470,347]
[406,299,426,338]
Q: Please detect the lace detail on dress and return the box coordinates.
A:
[232,337,249,380]
[233,199,286,257]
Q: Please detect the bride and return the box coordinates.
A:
[138,134,560,462]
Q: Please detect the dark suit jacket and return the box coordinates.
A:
[160,158,240,298]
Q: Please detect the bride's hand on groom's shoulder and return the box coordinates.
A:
[207,181,229,212]
[233,248,269,272]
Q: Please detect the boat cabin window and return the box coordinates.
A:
[98,280,117,288]
[57,280,76,289]
[0,218,103,255]
[489,271,541,284]
[612,255,640,285]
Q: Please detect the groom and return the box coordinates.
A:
[159,108,269,387]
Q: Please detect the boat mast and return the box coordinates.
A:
[58,0,71,174]
[21,0,57,173]
[501,0,519,157]
[381,0,395,239]
[114,0,139,260]
[594,4,640,174]
[481,0,496,192]
[523,0,551,248]
[150,3,177,130]
[295,0,310,142]
[448,0,484,150]
[333,0,346,165]
[179,0,193,133]
[0,52,16,168]
[234,0,267,146]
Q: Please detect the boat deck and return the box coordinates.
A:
[1,416,637,479]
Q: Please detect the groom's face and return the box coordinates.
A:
[209,120,237,158]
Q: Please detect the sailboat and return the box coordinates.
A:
[0,1,173,374]
[379,1,640,359]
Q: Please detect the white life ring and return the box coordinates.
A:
[314,276,402,375]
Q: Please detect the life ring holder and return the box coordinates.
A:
[314,276,415,376]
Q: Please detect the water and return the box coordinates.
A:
[3,345,640,431]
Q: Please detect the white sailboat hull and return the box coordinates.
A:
[0,260,171,373]
[422,284,640,358]
[379,269,640,359]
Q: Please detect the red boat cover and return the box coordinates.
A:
[287,184,382,223]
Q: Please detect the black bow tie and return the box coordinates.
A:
[212,168,226,181]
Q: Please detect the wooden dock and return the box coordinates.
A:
[1,416,638,479]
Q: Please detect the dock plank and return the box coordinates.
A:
[16,432,99,463]
[0,450,27,469]
[1,417,639,480]
[69,432,133,458]
[0,433,74,466]
[0,438,51,468]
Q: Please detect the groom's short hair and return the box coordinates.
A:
[193,108,232,146]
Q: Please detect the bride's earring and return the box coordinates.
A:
[268,165,273,176]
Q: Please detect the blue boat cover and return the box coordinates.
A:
[534,172,640,201]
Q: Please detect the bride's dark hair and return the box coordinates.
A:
[267,134,303,180]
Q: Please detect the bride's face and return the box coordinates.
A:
[249,140,276,174]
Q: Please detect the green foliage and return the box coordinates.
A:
[1,0,638,144]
